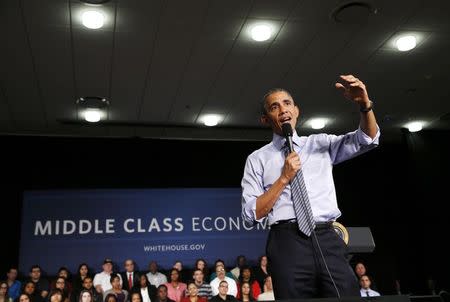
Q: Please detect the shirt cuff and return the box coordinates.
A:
[242,197,265,227]
[356,125,380,145]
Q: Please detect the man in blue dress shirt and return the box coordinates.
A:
[241,75,380,299]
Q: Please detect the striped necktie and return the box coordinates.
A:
[284,142,316,236]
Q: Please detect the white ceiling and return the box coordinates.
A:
[1,0,449,140]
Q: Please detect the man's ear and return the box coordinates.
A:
[260,115,269,125]
[294,105,300,119]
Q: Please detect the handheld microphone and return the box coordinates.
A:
[281,123,294,153]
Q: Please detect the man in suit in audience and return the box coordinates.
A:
[120,259,140,292]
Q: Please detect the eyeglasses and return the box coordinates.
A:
[0,286,8,289]
[56,281,65,284]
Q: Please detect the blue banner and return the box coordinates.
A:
[20,188,268,274]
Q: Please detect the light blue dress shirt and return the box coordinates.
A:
[241,127,380,227]
[360,288,381,297]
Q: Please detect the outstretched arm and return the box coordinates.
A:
[335,75,378,139]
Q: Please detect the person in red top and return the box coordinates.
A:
[236,267,260,300]
[181,282,207,302]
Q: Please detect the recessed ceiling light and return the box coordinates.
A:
[80,0,111,4]
[84,109,102,122]
[396,35,416,51]
[309,118,327,130]
[82,10,105,29]
[250,24,272,42]
[76,96,109,122]
[406,121,423,132]
[201,114,221,127]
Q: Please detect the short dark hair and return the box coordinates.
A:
[109,273,120,284]
[30,265,41,272]
[214,259,225,267]
[157,284,168,291]
[261,88,294,115]
[192,268,203,275]
[8,267,18,273]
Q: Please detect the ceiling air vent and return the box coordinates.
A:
[331,2,376,24]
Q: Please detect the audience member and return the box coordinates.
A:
[18,293,32,302]
[164,269,186,302]
[130,292,143,302]
[180,282,207,302]
[94,259,122,294]
[256,277,274,301]
[6,267,21,301]
[78,290,92,302]
[237,267,260,300]
[238,282,255,302]
[253,257,268,293]
[210,265,237,297]
[73,264,91,294]
[194,260,209,283]
[135,274,157,302]
[359,275,380,297]
[146,262,167,288]
[210,261,234,282]
[48,290,63,302]
[154,285,174,302]
[28,265,49,299]
[0,281,13,302]
[190,270,212,299]
[22,281,43,302]
[103,274,128,302]
[53,277,70,302]
[120,260,140,292]
[231,257,247,281]
[210,281,238,302]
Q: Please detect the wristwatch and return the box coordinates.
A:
[360,100,373,113]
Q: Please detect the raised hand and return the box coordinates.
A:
[335,74,370,106]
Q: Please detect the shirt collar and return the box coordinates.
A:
[272,130,302,151]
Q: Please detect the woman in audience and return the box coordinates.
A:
[78,290,92,302]
[48,290,63,302]
[180,282,207,302]
[0,281,13,302]
[135,274,157,302]
[253,256,268,293]
[22,281,43,302]
[103,294,117,302]
[50,268,72,298]
[73,264,91,293]
[164,269,186,302]
[18,294,32,302]
[172,262,188,283]
[130,293,143,302]
[53,277,70,302]
[354,262,367,279]
[236,267,260,300]
[103,274,128,302]
[238,282,255,302]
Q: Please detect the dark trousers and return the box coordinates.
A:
[266,222,359,299]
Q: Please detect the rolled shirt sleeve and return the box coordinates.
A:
[241,155,266,227]
[329,126,380,165]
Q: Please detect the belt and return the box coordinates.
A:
[271,219,333,229]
